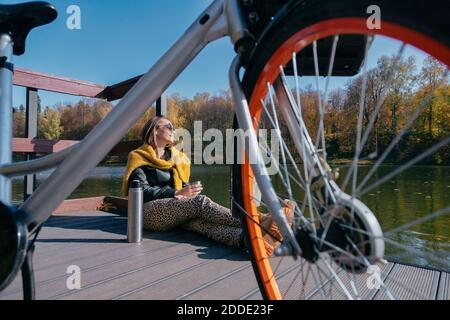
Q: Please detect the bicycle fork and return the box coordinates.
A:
[229,56,347,257]
[229,56,302,256]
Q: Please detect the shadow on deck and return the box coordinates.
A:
[0,210,448,300]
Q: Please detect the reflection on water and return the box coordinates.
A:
[355,166,450,270]
[12,165,449,270]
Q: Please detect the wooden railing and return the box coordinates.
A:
[13,67,146,101]
[12,67,164,214]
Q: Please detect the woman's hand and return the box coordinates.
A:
[175,183,203,199]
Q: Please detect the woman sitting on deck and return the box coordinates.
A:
[122,116,293,254]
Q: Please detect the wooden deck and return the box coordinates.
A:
[0,210,448,300]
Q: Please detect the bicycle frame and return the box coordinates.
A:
[2,0,228,232]
[0,0,298,251]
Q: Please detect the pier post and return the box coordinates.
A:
[156,94,167,116]
[24,87,38,200]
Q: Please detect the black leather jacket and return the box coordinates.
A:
[128,166,186,202]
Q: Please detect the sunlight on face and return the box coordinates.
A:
[155,119,175,145]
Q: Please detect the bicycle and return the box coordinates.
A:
[0,0,449,300]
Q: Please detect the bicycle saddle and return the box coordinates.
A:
[0,202,28,292]
[0,1,57,56]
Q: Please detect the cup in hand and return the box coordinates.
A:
[187,181,203,197]
[189,181,202,187]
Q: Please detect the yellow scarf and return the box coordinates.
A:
[121,144,190,195]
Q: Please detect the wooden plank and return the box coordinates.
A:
[307,262,394,300]
[1,211,246,300]
[240,259,394,300]
[12,138,139,155]
[14,67,105,97]
[33,221,126,252]
[268,259,326,300]
[38,242,202,300]
[374,263,440,300]
[179,263,259,300]
[44,213,124,228]
[55,245,233,300]
[119,250,251,300]
[0,232,195,300]
[437,272,449,300]
[53,197,105,215]
[12,138,79,153]
[239,288,263,300]
[0,211,191,298]
[128,264,254,300]
[238,258,302,300]
[34,230,188,274]
[1,209,446,300]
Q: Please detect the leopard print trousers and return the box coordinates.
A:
[143,195,243,248]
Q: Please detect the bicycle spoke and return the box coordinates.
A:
[268,257,286,285]
[292,52,303,120]
[376,268,431,300]
[315,260,344,299]
[356,71,449,194]
[346,270,361,299]
[312,40,326,156]
[258,139,289,190]
[340,221,450,270]
[341,43,407,187]
[358,136,450,196]
[304,265,336,299]
[291,51,315,217]
[310,263,328,299]
[384,205,450,237]
[266,85,294,199]
[283,261,305,298]
[339,35,373,195]
[357,43,406,156]
[342,234,396,300]
[323,36,339,99]
[261,98,306,187]
[272,79,320,232]
[314,262,332,298]
[383,237,450,268]
[240,19,449,300]
[312,235,365,263]
[322,257,355,300]
[299,262,313,299]
[274,77,339,233]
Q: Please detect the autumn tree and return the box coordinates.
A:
[38,107,64,140]
[418,56,447,137]
[13,104,26,137]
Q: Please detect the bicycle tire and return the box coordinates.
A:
[232,0,450,300]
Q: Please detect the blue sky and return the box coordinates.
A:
[7,0,427,108]
[9,0,235,107]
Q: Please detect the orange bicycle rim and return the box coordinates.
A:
[241,17,450,300]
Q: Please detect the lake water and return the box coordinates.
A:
[12,165,450,271]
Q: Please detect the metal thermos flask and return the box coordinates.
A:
[128,180,143,243]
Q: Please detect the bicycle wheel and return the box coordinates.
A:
[233,0,449,300]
